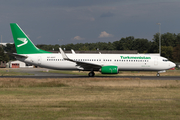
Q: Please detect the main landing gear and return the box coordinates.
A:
[88,71,95,77]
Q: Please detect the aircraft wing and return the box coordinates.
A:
[74,61,102,71]
[59,48,101,70]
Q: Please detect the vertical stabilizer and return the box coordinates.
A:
[10,23,51,54]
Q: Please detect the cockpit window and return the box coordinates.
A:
[163,59,169,62]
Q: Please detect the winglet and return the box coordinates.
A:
[59,48,69,60]
[71,49,76,54]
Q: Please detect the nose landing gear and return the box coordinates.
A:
[156,73,160,77]
[156,70,166,77]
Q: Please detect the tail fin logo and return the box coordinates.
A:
[17,38,28,47]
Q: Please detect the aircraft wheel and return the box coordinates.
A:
[88,72,95,77]
[156,73,160,77]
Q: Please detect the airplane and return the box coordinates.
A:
[9,23,176,77]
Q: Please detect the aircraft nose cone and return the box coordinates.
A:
[173,63,176,67]
[171,62,176,68]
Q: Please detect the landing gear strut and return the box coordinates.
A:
[88,71,95,77]
[156,70,166,77]
[156,73,160,77]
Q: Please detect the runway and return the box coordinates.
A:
[0,75,180,80]
[2,68,180,80]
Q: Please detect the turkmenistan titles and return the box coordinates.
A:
[120,56,151,59]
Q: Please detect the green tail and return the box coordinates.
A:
[10,23,51,54]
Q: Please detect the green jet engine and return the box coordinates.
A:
[101,66,118,74]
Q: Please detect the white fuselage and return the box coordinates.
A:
[16,53,176,72]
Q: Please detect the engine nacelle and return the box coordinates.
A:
[101,66,118,74]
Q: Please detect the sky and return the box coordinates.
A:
[0,0,180,45]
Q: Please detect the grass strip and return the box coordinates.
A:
[0,78,180,119]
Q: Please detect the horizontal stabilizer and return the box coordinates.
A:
[5,52,27,58]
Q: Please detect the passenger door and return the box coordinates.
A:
[154,57,158,66]
[38,56,42,65]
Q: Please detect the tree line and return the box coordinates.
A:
[2,32,180,62]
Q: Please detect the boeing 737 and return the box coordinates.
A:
[9,23,176,77]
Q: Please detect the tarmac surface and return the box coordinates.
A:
[1,68,180,80]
